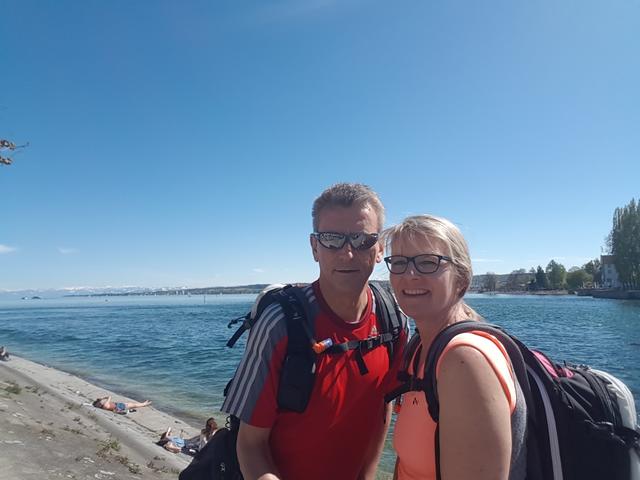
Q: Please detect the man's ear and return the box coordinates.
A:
[310,235,319,262]
[375,242,384,263]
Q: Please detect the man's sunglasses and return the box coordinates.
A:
[311,232,380,251]
[384,254,452,274]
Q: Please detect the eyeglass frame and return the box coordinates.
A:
[383,254,453,274]
[310,231,380,251]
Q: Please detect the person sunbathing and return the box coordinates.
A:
[92,395,151,414]
[157,417,219,454]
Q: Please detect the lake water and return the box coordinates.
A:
[1,293,639,476]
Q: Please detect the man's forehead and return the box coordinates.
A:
[317,204,379,228]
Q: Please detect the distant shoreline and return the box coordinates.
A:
[469,290,570,296]
[64,284,271,297]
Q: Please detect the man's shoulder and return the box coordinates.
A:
[250,284,318,337]
[256,284,317,318]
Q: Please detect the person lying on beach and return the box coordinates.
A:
[0,346,9,361]
[156,417,219,455]
[92,396,151,414]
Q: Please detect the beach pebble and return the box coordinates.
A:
[95,471,116,478]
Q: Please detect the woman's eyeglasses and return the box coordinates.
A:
[384,254,452,274]
[311,232,379,251]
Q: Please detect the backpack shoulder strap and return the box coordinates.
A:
[422,321,536,424]
[226,283,288,348]
[384,330,423,404]
[369,281,408,357]
[279,285,315,341]
[274,285,318,413]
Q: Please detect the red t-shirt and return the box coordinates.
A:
[222,282,406,480]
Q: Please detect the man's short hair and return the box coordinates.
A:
[312,183,385,232]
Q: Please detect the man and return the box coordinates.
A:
[222,183,405,480]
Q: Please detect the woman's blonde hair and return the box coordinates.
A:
[383,214,481,320]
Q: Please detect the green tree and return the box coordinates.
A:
[483,272,498,291]
[546,260,567,290]
[505,269,529,291]
[582,258,602,286]
[608,198,640,288]
[535,266,548,290]
[566,268,592,290]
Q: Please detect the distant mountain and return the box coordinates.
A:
[76,284,272,297]
[0,286,156,300]
[3,276,530,301]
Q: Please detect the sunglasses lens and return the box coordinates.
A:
[314,232,378,250]
[350,232,379,250]
[317,232,347,249]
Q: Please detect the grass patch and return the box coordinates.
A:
[3,381,22,395]
[147,461,170,473]
[116,455,141,474]
[96,437,121,457]
[24,385,40,394]
[63,425,84,435]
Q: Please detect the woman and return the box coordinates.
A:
[92,395,151,414]
[157,417,219,454]
[384,215,526,480]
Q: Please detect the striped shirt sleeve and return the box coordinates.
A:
[221,302,289,426]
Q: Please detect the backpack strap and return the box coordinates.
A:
[226,313,251,348]
[226,284,289,348]
[274,286,317,413]
[369,281,406,360]
[384,331,423,404]
[423,321,536,423]
[422,321,539,480]
[322,282,407,375]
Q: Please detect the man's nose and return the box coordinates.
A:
[337,242,355,258]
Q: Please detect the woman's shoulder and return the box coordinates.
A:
[437,331,516,412]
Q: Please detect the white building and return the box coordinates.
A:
[600,255,622,288]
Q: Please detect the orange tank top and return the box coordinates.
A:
[393,331,516,480]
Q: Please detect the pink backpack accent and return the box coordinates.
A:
[533,350,574,378]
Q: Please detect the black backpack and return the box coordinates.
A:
[178,417,242,480]
[386,320,640,480]
[180,282,406,480]
[227,282,406,412]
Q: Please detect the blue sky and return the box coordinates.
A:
[1,0,639,290]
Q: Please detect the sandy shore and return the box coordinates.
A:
[0,356,200,480]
